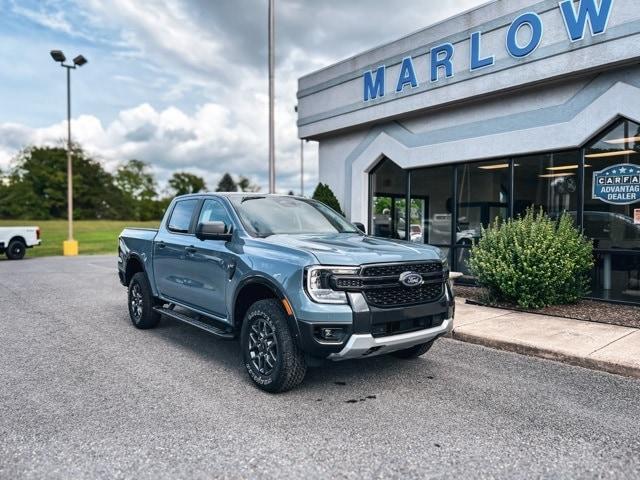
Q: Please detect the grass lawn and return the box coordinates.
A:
[0,220,159,258]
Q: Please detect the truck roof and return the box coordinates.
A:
[173,192,307,200]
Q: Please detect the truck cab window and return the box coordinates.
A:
[198,199,233,232]
[168,199,198,233]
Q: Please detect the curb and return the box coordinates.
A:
[450,329,640,379]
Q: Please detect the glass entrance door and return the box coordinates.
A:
[370,158,407,239]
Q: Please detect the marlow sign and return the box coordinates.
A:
[363,0,614,102]
[593,163,640,205]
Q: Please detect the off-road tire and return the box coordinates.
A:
[128,272,160,329]
[241,299,306,393]
[6,239,26,260]
[391,340,435,359]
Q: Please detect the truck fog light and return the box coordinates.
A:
[314,326,346,342]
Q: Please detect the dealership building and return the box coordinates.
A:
[297,0,640,304]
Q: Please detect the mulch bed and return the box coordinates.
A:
[454,284,640,329]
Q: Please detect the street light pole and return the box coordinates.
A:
[268,0,275,193]
[66,65,73,245]
[300,139,304,196]
[50,50,87,256]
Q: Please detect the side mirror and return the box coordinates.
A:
[353,222,366,234]
[196,221,233,241]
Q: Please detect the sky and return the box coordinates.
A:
[0,0,486,195]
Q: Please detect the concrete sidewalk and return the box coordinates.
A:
[451,299,640,378]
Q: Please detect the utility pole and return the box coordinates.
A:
[50,50,87,256]
[268,0,275,193]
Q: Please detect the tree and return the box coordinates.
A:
[0,145,124,219]
[237,175,260,192]
[114,159,159,220]
[168,172,207,196]
[312,183,344,215]
[216,173,237,192]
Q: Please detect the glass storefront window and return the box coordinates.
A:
[584,118,640,302]
[409,166,454,249]
[455,160,510,274]
[365,118,640,304]
[513,151,580,219]
[370,158,407,239]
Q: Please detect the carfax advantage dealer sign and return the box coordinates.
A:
[592,163,640,205]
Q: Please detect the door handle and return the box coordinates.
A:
[185,246,197,254]
[157,241,166,249]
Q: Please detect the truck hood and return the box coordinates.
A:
[260,233,443,266]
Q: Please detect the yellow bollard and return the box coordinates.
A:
[63,240,79,256]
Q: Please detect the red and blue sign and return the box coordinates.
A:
[592,163,640,205]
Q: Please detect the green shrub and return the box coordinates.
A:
[312,183,344,215]
[468,207,593,309]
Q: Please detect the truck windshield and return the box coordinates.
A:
[228,196,360,237]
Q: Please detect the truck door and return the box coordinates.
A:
[187,198,236,318]
[153,198,201,304]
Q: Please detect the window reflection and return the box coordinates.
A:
[514,151,580,218]
[584,118,640,302]
[370,158,407,239]
[410,166,453,246]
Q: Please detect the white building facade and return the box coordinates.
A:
[297,0,640,303]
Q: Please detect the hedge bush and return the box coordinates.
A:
[468,207,593,309]
[312,183,344,215]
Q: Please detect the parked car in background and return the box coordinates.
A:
[118,194,454,392]
[0,227,41,260]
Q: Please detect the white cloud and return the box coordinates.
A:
[0,96,315,194]
[3,0,487,196]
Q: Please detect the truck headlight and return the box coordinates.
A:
[305,266,359,304]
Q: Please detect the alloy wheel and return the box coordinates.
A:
[248,318,278,376]
[130,283,143,320]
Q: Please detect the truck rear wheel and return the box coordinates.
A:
[6,239,26,260]
[241,299,306,393]
[128,272,160,329]
[391,340,435,359]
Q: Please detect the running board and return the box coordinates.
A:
[153,306,234,339]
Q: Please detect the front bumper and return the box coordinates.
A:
[296,282,455,360]
[328,318,452,360]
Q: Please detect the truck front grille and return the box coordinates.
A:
[330,261,446,309]
[363,282,444,308]
[361,262,442,277]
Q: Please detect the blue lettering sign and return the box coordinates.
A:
[506,12,543,58]
[592,163,640,205]
[559,0,614,42]
[396,57,418,92]
[470,31,494,71]
[430,43,454,82]
[360,0,615,102]
[363,65,385,101]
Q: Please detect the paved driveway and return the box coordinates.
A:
[1,255,639,479]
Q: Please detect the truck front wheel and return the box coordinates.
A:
[6,239,26,260]
[128,272,160,329]
[241,299,306,393]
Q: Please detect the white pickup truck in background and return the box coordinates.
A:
[0,227,41,260]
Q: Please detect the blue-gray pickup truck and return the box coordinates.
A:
[118,193,454,392]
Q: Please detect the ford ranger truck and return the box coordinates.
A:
[118,194,454,393]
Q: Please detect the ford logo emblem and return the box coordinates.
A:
[399,271,423,287]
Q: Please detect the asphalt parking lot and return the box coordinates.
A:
[1,255,640,479]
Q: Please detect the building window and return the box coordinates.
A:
[584,118,640,303]
[409,165,454,266]
[455,160,510,274]
[513,151,580,219]
[370,158,407,239]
